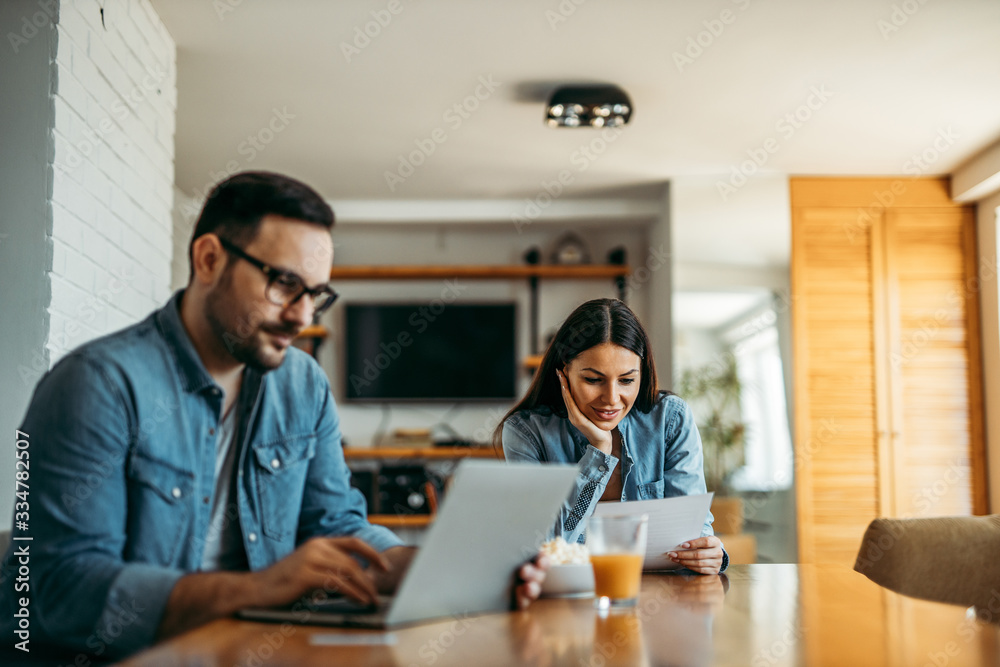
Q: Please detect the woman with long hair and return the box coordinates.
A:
[495,298,727,574]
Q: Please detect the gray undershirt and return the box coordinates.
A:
[200,404,248,571]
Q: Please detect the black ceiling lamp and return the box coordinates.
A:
[545,84,632,128]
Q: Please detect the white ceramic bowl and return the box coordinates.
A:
[541,562,595,598]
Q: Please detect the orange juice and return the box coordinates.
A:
[590,553,644,600]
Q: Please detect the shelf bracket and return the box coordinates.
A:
[529,275,540,354]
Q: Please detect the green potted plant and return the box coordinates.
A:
[676,355,747,535]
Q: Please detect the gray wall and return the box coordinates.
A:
[0,0,57,523]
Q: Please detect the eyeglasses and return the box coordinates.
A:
[217,237,339,316]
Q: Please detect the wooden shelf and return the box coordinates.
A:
[298,324,329,339]
[329,264,629,280]
[523,354,543,370]
[343,446,500,460]
[366,514,433,527]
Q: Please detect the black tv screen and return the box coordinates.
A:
[344,303,516,401]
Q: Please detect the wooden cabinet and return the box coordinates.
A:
[791,178,986,565]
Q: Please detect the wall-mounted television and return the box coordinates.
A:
[344,302,517,401]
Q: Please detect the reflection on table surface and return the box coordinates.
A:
[119,564,1000,667]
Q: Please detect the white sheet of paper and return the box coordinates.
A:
[592,493,714,570]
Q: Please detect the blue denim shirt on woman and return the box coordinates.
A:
[502,393,727,571]
[0,290,401,657]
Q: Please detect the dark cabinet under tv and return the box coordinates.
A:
[343,446,499,528]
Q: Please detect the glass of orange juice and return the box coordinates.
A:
[586,513,648,609]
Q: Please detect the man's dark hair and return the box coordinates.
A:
[187,171,335,281]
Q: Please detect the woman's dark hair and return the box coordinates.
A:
[187,171,335,280]
[492,298,660,449]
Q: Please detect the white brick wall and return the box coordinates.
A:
[171,186,199,290]
[48,0,176,364]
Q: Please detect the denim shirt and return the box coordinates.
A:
[0,290,401,657]
[502,393,726,570]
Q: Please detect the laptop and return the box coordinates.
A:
[237,460,577,628]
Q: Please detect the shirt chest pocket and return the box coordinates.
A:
[253,435,317,541]
[638,478,665,500]
[126,452,195,564]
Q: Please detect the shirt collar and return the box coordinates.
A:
[617,411,633,441]
[154,289,221,395]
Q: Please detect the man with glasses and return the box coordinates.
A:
[0,172,547,658]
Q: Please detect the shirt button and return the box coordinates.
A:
[208,428,215,436]
[271,458,281,469]
[202,496,210,504]
[248,532,258,542]
[598,465,608,473]
[171,487,182,499]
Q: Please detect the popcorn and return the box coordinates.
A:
[540,537,590,565]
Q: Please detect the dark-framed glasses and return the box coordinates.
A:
[217,237,339,315]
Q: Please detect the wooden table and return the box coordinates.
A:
[119,564,1000,666]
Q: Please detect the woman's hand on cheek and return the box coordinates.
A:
[557,369,613,454]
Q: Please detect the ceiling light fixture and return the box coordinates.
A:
[545,85,632,128]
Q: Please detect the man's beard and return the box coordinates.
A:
[204,276,297,372]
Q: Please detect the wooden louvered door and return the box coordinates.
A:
[791,178,986,565]
[793,203,882,565]
[883,208,986,518]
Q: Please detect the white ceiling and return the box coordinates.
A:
[151,0,1000,267]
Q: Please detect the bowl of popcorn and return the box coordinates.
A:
[539,537,595,598]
